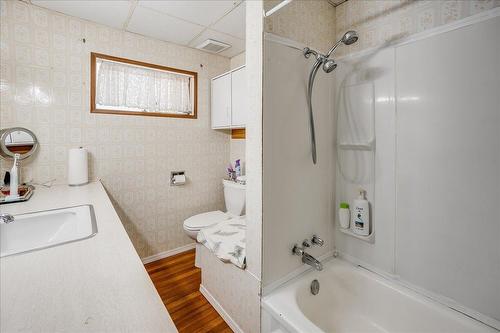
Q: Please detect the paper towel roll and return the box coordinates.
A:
[68,147,88,186]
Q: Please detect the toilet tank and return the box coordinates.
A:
[223,180,246,216]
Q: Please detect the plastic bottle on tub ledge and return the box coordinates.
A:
[339,202,350,229]
[352,188,370,236]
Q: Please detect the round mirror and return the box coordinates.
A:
[0,127,39,160]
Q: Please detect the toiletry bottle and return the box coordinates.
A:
[339,202,350,229]
[6,153,20,200]
[352,188,369,236]
[235,159,241,178]
[227,164,235,180]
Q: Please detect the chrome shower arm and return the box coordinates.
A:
[325,39,342,58]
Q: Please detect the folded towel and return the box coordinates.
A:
[197,217,246,269]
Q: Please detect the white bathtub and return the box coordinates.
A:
[262,258,496,333]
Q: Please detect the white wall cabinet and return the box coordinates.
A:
[211,72,231,128]
[211,66,247,129]
[230,67,247,128]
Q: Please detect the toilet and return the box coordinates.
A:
[183,179,246,240]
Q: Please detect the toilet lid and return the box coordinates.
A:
[183,210,229,230]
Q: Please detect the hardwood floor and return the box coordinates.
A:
[145,249,232,333]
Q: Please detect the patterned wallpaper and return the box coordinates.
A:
[264,0,499,57]
[335,0,500,57]
[264,0,337,52]
[0,0,232,258]
[230,51,246,69]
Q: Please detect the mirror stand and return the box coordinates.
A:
[0,127,39,204]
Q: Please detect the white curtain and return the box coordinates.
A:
[96,59,193,114]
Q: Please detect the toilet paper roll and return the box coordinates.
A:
[68,147,88,186]
[173,174,186,185]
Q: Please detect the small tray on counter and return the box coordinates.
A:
[0,185,35,204]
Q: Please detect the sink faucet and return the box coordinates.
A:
[292,237,324,271]
[0,213,14,224]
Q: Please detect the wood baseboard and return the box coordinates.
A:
[141,243,196,264]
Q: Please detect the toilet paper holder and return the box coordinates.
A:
[170,171,186,186]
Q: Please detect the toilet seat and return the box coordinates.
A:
[183,210,230,231]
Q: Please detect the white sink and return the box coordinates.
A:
[0,205,97,258]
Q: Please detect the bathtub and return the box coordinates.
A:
[262,258,496,333]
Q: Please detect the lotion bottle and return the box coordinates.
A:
[352,188,369,236]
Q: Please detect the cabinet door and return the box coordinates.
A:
[211,73,231,128]
[231,67,247,128]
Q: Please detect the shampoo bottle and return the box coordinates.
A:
[352,188,370,236]
[339,202,350,229]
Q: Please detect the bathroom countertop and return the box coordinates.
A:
[0,181,178,333]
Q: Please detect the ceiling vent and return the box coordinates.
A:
[196,39,231,54]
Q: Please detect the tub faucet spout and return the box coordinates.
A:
[302,252,323,271]
[292,244,323,271]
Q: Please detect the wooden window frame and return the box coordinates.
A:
[90,52,198,119]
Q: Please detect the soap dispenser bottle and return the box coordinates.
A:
[352,188,370,236]
[6,153,20,201]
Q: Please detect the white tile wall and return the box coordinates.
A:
[0,1,231,258]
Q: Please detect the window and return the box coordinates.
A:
[90,53,197,118]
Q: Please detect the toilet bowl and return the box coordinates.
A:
[183,179,246,240]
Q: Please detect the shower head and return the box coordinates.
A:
[325,30,359,57]
[322,59,337,73]
[342,31,358,45]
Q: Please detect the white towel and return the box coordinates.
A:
[197,217,246,269]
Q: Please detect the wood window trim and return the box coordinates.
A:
[90,52,198,119]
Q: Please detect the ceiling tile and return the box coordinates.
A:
[139,0,239,27]
[31,1,131,29]
[189,29,245,58]
[211,2,245,39]
[127,6,205,45]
